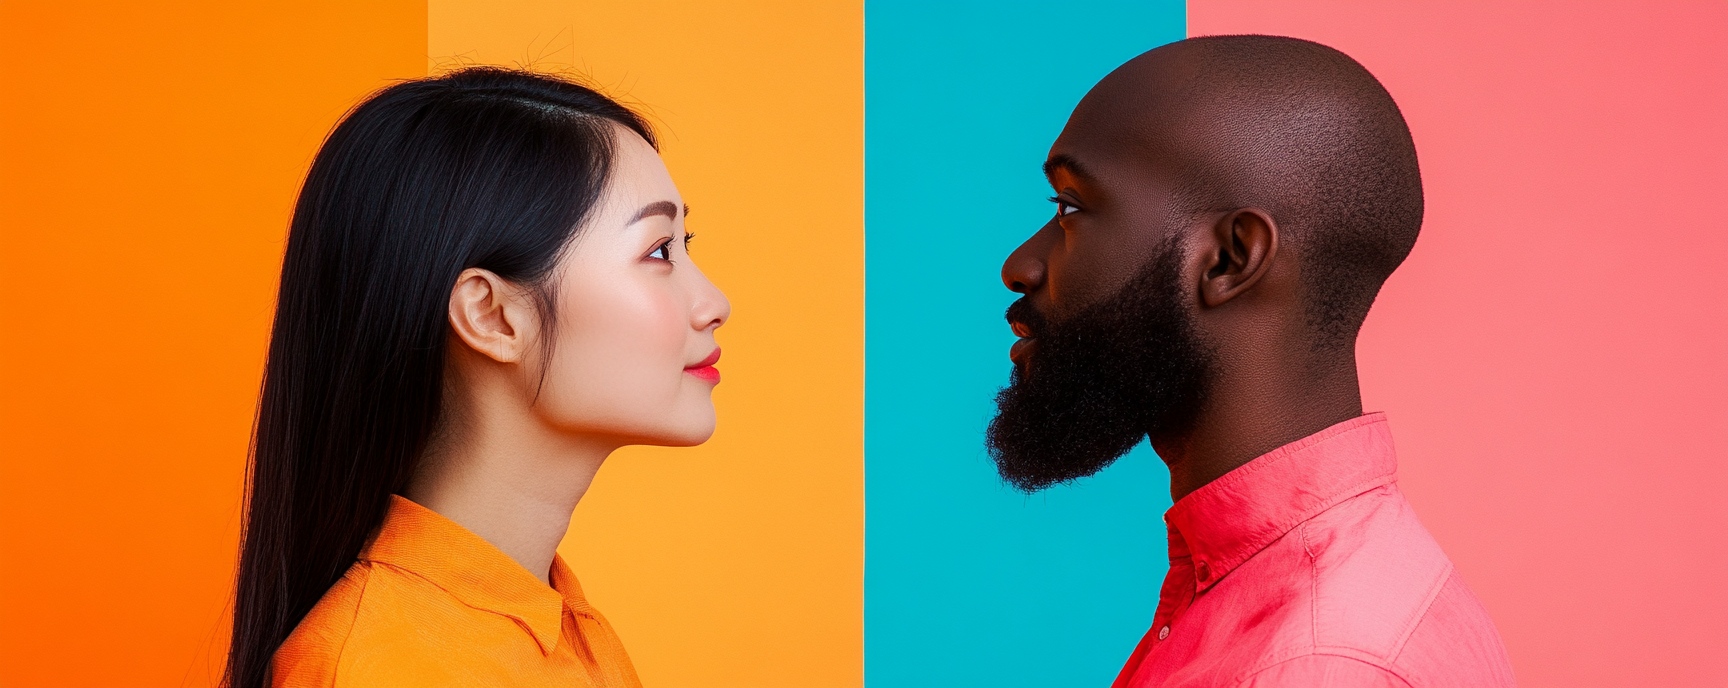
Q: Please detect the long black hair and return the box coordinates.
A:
[225,68,655,688]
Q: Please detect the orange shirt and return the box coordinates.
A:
[272,496,642,687]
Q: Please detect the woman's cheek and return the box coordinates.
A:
[632,284,689,396]
[544,271,689,434]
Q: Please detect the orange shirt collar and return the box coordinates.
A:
[359,495,594,655]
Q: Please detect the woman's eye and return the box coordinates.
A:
[651,241,672,261]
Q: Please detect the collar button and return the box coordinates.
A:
[1195,560,1211,581]
[1157,625,1171,641]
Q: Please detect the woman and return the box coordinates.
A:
[224,68,729,687]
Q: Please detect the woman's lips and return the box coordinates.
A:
[685,347,721,384]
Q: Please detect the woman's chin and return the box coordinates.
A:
[670,419,718,446]
[636,412,717,448]
[638,429,714,448]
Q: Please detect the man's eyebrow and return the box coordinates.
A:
[1043,154,1098,185]
[628,201,681,224]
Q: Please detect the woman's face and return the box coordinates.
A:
[532,125,729,446]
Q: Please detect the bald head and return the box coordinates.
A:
[1072,35,1422,347]
[993,36,1421,494]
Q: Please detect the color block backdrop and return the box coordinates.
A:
[1,2,1724,687]
[0,3,428,686]
[1185,4,1728,686]
[863,4,1183,688]
[426,3,866,687]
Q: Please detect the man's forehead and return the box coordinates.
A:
[1088,44,1201,109]
[1054,47,1205,160]
[1044,127,1183,189]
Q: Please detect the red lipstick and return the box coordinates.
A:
[685,347,721,384]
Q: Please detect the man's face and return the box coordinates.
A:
[987,125,1214,491]
[1003,140,1178,333]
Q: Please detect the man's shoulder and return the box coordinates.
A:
[1293,485,1515,686]
[1234,653,1412,688]
[1301,485,1453,652]
[1389,570,1518,687]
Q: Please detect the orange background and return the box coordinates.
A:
[0,1,862,686]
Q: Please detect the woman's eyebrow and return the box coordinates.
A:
[628,201,682,224]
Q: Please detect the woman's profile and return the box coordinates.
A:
[223,68,728,688]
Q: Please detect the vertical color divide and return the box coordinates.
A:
[0,2,426,686]
[1188,3,1728,686]
[428,2,866,687]
[863,2,1185,686]
[2,2,1725,687]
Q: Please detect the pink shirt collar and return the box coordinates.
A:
[1163,413,1399,593]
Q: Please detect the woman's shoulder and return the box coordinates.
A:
[271,561,377,687]
[271,560,459,687]
[271,559,527,687]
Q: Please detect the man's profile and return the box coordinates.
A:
[988,36,1516,687]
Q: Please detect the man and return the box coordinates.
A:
[988,36,1516,687]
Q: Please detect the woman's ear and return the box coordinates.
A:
[1198,208,1279,308]
[448,268,537,363]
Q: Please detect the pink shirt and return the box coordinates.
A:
[1113,414,1516,688]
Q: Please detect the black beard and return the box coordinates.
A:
[986,244,1213,492]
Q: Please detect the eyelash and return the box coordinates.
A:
[1048,196,1080,217]
[650,233,696,264]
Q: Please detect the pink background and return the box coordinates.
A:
[1191,2,1728,685]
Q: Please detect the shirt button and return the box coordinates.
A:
[1157,626,1171,640]
[1195,561,1210,581]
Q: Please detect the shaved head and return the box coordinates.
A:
[993,36,1422,492]
[1075,35,1422,346]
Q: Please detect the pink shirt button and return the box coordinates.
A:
[1157,626,1170,641]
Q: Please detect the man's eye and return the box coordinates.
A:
[1048,196,1080,216]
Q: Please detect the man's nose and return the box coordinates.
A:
[1002,233,1048,294]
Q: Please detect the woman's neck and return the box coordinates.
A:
[403,399,615,585]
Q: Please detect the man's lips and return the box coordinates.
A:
[685,347,721,384]
[1009,337,1037,367]
[1008,321,1037,367]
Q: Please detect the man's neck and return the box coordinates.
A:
[1154,356,1364,503]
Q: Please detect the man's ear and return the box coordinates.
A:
[1198,208,1279,308]
[448,268,537,363]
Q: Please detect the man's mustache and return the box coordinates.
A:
[1004,298,1049,339]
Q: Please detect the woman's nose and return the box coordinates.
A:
[693,270,730,331]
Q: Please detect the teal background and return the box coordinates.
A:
[863,2,1186,686]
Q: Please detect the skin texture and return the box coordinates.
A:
[1001,42,1371,502]
[406,125,730,583]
